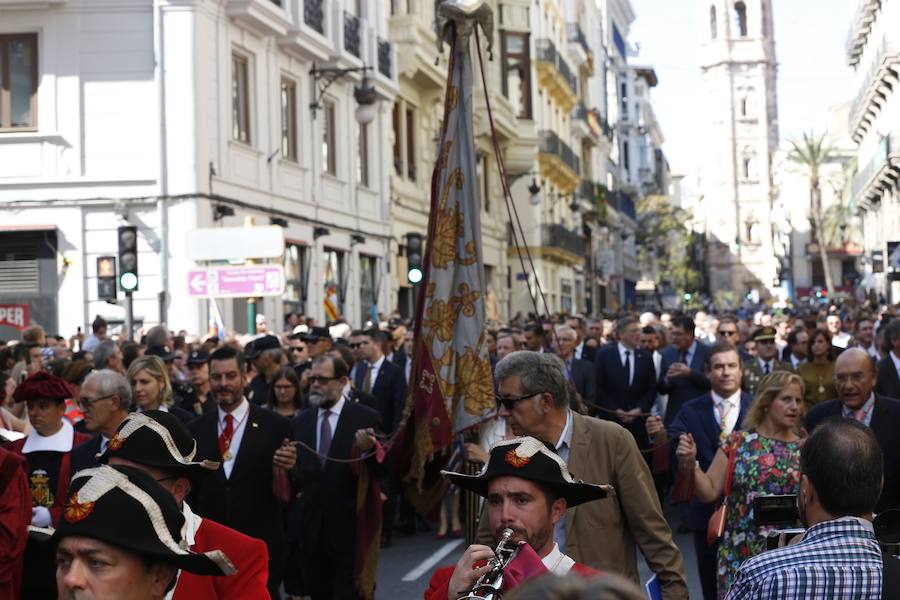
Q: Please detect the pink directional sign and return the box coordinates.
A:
[187,265,285,298]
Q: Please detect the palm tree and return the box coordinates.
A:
[788,131,835,296]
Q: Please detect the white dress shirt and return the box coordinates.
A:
[832,331,852,349]
[789,353,804,370]
[218,399,250,479]
[541,542,576,575]
[710,389,741,436]
[316,395,346,453]
[368,356,386,389]
[574,342,585,361]
[553,410,574,552]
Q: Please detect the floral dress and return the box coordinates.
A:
[716,430,801,599]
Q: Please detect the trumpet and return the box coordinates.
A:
[457,528,522,599]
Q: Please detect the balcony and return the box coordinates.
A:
[566,23,593,72]
[608,190,636,221]
[572,103,593,140]
[304,0,324,34]
[378,37,392,78]
[343,11,360,58]
[542,224,588,259]
[538,130,581,192]
[851,132,900,210]
[227,0,291,37]
[846,0,881,67]
[849,35,900,143]
[535,39,578,112]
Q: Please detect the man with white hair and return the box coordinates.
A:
[70,370,133,472]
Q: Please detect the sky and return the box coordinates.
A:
[629,0,855,181]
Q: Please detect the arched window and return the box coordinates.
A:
[742,154,755,180]
[710,5,718,39]
[734,2,748,37]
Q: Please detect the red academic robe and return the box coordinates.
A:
[424,561,601,600]
[0,448,30,600]
[173,517,271,600]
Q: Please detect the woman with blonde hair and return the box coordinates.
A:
[677,371,805,598]
[126,355,196,425]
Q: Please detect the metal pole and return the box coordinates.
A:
[125,292,134,341]
[247,298,257,335]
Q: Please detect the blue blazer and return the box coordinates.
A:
[566,357,596,410]
[657,343,711,425]
[668,391,753,531]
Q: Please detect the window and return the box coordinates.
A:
[280,78,297,161]
[231,53,251,143]
[357,122,369,186]
[761,2,768,36]
[323,248,345,320]
[734,2,747,37]
[405,106,416,181]
[622,140,630,172]
[710,5,717,39]
[1,34,38,130]
[740,89,755,117]
[500,32,532,119]
[283,243,308,315]
[476,153,490,213]
[322,100,336,175]
[359,255,377,325]
[619,81,628,117]
[742,156,754,179]
[392,102,402,176]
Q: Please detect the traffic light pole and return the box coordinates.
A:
[125,292,134,341]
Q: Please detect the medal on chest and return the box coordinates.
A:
[223,450,233,461]
[30,469,54,507]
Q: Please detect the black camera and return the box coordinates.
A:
[754,495,803,550]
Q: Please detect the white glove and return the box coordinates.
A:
[31,506,52,528]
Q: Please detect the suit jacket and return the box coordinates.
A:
[290,401,381,554]
[576,342,597,363]
[594,345,657,446]
[173,514,270,600]
[566,357,596,411]
[657,343,711,425]
[188,403,294,590]
[476,414,688,599]
[805,395,900,513]
[667,392,753,531]
[69,434,103,474]
[876,355,900,401]
[356,358,406,433]
[740,358,795,396]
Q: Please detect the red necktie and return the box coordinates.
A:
[219,414,234,457]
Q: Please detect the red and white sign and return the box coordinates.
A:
[187,265,285,298]
[0,304,29,330]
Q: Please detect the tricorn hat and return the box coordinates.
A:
[441,436,613,507]
[55,464,235,576]
[98,410,219,479]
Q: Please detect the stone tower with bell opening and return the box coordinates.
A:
[698,0,779,301]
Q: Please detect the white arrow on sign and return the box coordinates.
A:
[189,273,207,294]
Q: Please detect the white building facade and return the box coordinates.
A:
[846,0,900,303]
[0,0,397,338]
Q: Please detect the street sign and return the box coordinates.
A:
[187,265,285,298]
[0,304,28,330]
[185,226,285,261]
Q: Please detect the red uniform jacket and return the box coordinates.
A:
[173,517,271,600]
[424,562,601,600]
[0,449,30,600]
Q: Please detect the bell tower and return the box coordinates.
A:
[698,0,779,300]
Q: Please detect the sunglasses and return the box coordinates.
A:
[291,346,306,352]
[307,375,340,385]
[495,391,543,411]
[77,394,114,410]
[717,330,737,336]
[349,342,367,349]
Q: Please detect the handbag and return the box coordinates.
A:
[706,435,739,547]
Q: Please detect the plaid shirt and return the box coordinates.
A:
[724,517,882,600]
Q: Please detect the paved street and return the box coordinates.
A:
[375,504,704,598]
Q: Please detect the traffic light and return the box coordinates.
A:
[117,225,139,292]
[97,256,117,302]
[406,232,423,284]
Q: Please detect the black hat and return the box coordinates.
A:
[301,326,332,342]
[752,326,777,342]
[146,345,175,361]
[55,464,235,576]
[442,437,613,507]
[245,335,281,359]
[186,350,209,366]
[99,410,219,479]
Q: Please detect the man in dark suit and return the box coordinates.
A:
[554,325,596,412]
[187,346,297,599]
[566,316,597,362]
[805,347,900,513]
[647,342,752,600]
[876,319,900,400]
[594,317,656,449]
[658,314,710,425]
[292,355,382,600]
[782,326,809,370]
[70,369,132,472]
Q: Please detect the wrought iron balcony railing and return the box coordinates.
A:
[378,37,392,78]
[304,0,324,34]
[344,11,360,58]
[539,130,580,177]
[536,38,577,95]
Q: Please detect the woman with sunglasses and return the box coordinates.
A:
[266,366,305,419]
[127,355,196,425]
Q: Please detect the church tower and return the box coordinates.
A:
[698,1,779,301]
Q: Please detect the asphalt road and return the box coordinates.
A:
[375,504,705,598]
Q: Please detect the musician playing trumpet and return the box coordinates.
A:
[424,436,613,599]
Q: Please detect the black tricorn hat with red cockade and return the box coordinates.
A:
[54,464,234,576]
[441,436,613,507]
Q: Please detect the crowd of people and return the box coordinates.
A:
[1,298,899,599]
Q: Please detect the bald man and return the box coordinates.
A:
[805,347,900,512]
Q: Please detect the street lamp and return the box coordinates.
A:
[309,63,377,123]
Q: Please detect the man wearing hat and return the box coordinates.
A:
[244,335,285,406]
[100,410,269,599]
[302,326,334,360]
[740,326,794,396]
[186,350,216,415]
[425,437,611,600]
[55,464,235,600]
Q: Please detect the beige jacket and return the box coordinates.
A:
[477,413,688,599]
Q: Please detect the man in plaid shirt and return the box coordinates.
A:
[725,418,884,599]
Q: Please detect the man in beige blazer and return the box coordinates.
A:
[478,351,688,599]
